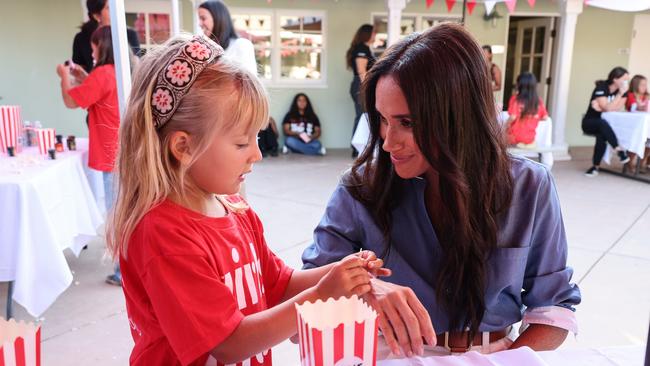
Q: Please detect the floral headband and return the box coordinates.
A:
[151,35,224,129]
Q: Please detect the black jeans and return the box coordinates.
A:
[350,76,363,152]
[582,118,619,166]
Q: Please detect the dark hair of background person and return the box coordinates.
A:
[287,93,319,123]
[346,24,374,69]
[91,25,114,67]
[198,0,238,49]
[515,72,540,117]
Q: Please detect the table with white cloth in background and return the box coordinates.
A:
[351,113,555,168]
[0,138,103,318]
[601,112,650,177]
[376,344,645,366]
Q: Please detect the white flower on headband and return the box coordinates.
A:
[166,60,192,86]
[152,88,173,114]
[186,41,211,60]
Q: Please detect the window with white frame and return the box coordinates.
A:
[232,9,326,87]
[124,1,174,54]
[371,13,460,57]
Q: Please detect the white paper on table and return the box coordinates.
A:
[377,347,548,366]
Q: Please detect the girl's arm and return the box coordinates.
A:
[56,64,79,109]
[210,256,373,364]
[311,126,322,140]
[355,57,369,81]
[510,324,568,351]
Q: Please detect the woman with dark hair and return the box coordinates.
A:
[347,24,376,158]
[282,93,325,156]
[582,66,631,177]
[59,26,123,285]
[482,45,502,92]
[72,0,140,73]
[506,72,548,147]
[303,23,580,357]
[198,0,256,74]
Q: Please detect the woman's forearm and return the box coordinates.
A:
[509,324,568,351]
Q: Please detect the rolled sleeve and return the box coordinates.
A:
[522,306,578,334]
[522,169,581,322]
[302,184,362,269]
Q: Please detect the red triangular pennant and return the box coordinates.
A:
[467,0,477,14]
[446,0,455,12]
[426,0,434,8]
[505,0,517,13]
[527,0,536,7]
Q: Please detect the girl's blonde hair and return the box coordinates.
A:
[106,34,269,260]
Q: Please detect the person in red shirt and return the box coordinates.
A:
[626,75,650,171]
[106,35,388,366]
[57,25,124,285]
[506,72,548,148]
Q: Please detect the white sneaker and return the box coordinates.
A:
[319,146,327,156]
[282,145,289,154]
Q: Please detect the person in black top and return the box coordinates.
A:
[258,117,279,157]
[72,0,141,73]
[346,24,376,158]
[582,66,630,177]
[282,93,325,156]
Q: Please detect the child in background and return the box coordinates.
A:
[56,25,123,285]
[626,74,648,112]
[106,35,388,366]
[506,72,548,148]
[282,93,326,156]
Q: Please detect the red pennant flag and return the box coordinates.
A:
[527,0,536,7]
[426,0,434,8]
[505,0,517,13]
[467,0,477,14]
[446,0,455,12]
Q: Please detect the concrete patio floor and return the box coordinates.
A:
[1,147,649,365]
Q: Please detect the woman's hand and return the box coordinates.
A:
[315,255,372,300]
[363,279,435,358]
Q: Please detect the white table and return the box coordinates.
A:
[601,111,650,164]
[0,139,103,317]
[352,113,555,168]
[376,345,645,366]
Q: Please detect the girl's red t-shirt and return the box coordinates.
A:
[507,95,548,145]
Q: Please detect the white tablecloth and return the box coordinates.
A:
[377,345,645,366]
[601,112,650,164]
[0,139,103,316]
[352,113,554,167]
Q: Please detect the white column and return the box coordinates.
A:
[191,0,201,35]
[108,0,132,120]
[171,0,181,36]
[386,0,407,46]
[550,0,583,159]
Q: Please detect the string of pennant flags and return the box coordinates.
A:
[424,0,537,15]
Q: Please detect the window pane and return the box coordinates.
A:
[280,16,323,48]
[148,13,170,44]
[233,14,272,47]
[400,17,416,36]
[521,57,530,72]
[522,28,533,54]
[280,48,321,80]
[532,56,543,81]
[534,26,545,54]
[256,48,272,79]
[125,13,146,44]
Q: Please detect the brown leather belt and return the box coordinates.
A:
[435,329,508,353]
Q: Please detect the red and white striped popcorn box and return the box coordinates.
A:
[0,318,41,366]
[0,105,22,154]
[35,128,55,155]
[296,295,378,366]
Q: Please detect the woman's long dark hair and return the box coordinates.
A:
[346,23,513,337]
[595,66,628,88]
[516,72,540,117]
[287,93,319,122]
[346,24,374,69]
[80,0,106,35]
[91,26,114,67]
[199,0,238,49]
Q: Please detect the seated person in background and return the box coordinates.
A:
[626,75,650,171]
[282,93,326,156]
[506,72,548,148]
[626,74,648,112]
[258,116,279,157]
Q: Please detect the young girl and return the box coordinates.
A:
[107,35,387,366]
[626,74,648,112]
[506,72,548,148]
[282,93,326,156]
[57,25,123,285]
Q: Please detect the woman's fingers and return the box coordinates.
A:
[382,296,416,357]
[365,294,401,356]
[407,294,436,346]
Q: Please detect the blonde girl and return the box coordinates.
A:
[107,35,387,366]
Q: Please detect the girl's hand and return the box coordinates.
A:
[356,250,392,278]
[70,63,88,83]
[56,64,68,78]
[315,255,371,300]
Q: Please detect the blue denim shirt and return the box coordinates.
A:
[302,156,581,332]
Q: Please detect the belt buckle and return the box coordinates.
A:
[444,331,473,353]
